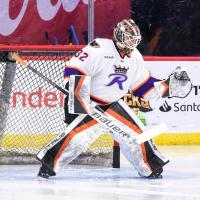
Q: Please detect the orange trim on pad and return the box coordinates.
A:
[53,119,97,169]
[106,109,152,172]
[106,109,142,134]
[141,143,152,172]
[75,76,88,113]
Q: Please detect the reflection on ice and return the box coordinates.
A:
[0,146,200,200]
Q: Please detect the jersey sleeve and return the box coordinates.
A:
[64,40,102,78]
[129,52,160,98]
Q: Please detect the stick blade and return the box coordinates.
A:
[136,123,167,144]
[12,53,27,66]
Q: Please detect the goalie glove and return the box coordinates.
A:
[155,66,192,98]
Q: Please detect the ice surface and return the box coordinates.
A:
[0,146,200,200]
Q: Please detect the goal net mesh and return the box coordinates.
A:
[0,46,114,166]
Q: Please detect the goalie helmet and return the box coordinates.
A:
[113,19,141,51]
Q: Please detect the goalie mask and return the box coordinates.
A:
[113,19,141,51]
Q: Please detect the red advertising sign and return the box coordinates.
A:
[0,0,131,45]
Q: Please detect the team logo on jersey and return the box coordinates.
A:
[114,65,129,74]
[89,40,100,48]
[105,65,129,90]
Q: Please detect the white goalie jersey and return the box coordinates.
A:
[64,38,151,105]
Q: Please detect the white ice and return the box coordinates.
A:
[0,146,200,200]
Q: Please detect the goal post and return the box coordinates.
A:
[0,52,17,143]
[0,45,120,167]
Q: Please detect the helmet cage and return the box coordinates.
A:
[113,19,141,50]
[121,31,141,49]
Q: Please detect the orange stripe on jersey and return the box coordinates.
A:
[90,94,111,105]
[142,80,169,98]
[119,51,126,58]
[161,81,169,96]
[75,76,88,113]
[106,109,142,134]
[65,66,87,76]
[142,85,154,98]
[131,73,151,93]
[53,119,97,169]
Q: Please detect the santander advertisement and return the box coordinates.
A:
[0,0,131,44]
[11,87,64,109]
[4,59,200,134]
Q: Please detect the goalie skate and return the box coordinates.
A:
[38,164,56,179]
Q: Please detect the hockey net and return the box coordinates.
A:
[0,45,118,167]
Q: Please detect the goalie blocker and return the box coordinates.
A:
[37,75,169,179]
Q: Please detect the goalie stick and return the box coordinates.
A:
[12,53,167,145]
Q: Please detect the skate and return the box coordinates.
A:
[37,164,56,179]
[147,168,163,179]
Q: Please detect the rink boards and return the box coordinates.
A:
[1,132,200,151]
[1,57,200,149]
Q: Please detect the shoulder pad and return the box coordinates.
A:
[89,40,100,48]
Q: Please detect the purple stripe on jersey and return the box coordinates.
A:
[64,67,84,77]
[133,77,159,97]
